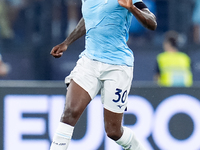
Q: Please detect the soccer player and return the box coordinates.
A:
[50,0,157,149]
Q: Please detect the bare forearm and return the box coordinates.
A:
[63,17,86,46]
[50,18,86,58]
[129,5,157,30]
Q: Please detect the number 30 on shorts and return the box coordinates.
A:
[113,88,128,103]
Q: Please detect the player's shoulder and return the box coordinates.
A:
[177,51,190,59]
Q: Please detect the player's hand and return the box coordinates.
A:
[118,0,133,10]
[50,43,68,58]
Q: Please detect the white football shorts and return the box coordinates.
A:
[65,56,133,113]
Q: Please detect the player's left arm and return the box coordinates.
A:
[118,0,157,30]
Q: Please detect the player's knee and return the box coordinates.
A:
[61,107,80,123]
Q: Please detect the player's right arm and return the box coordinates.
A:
[118,0,157,31]
[50,18,86,58]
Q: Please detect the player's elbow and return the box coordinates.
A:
[149,21,157,31]
[148,17,157,30]
[145,15,157,31]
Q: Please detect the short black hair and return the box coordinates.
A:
[164,31,179,48]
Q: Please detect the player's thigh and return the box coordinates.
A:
[62,80,92,126]
[65,79,91,113]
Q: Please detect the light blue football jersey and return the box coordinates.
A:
[80,0,142,66]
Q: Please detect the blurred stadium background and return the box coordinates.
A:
[1,0,200,150]
[0,0,200,81]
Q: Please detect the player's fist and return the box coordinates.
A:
[118,0,133,10]
[50,43,68,58]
